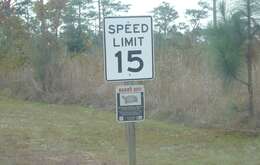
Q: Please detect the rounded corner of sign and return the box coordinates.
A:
[106,80,115,82]
[147,75,155,81]
[105,76,115,82]
[105,76,110,81]
[151,75,155,80]
[116,120,125,123]
[106,78,120,82]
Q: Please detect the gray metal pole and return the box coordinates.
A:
[124,81,136,165]
[127,122,136,165]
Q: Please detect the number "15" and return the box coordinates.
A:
[115,50,144,73]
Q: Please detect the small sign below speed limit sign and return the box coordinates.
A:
[103,16,154,81]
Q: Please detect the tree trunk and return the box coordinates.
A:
[39,0,46,34]
[98,0,101,34]
[246,0,254,117]
[25,4,30,25]
[213,0,217,27]
[3,0,12,16]
[55,11,62,38]
[55,27,58,37]
[78,3,81,34]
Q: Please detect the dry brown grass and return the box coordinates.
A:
[1,45,260,129]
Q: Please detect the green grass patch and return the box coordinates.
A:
[0,97,260,165]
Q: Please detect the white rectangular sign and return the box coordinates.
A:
[116,85,145,122]
[104,16,154,81]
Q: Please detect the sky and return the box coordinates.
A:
[121,0,201,16]
[120,0,207,23]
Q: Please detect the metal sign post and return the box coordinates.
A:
[116,84,144,165]
[103,15,154,165]
[127,122,136,165]
[125,82,137,165]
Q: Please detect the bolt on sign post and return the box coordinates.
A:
[103,16,154,165]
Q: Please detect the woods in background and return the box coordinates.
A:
[0,0,260,129]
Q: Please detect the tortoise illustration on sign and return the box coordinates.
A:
[121,95,138,104]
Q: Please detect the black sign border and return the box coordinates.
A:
[103,16,154,82]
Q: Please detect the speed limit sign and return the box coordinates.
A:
[103,16,154,81]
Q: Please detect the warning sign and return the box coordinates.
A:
[116,85,145,122]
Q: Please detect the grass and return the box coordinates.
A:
[0,96,260,165]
